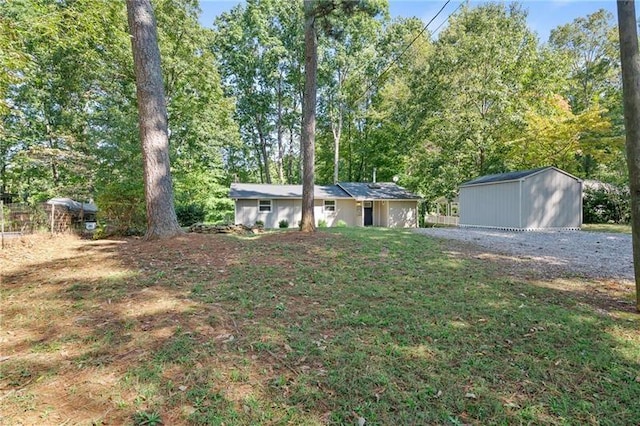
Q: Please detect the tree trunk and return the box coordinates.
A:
[276,74,285,183]
[617,0,640,311]
[126,0,182,240]
[256,122,271,184]
[332,113,342,184]
[300,0,317,232]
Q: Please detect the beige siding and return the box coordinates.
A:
[388,201,418,228]
[235,197,418,228]
[459,181,521,228]
[235,199,301,228]
[522,170,582,228]
[378,201,389,227]
[316,199,358,226]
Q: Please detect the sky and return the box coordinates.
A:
[197,0,619,42]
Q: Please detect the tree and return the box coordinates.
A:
[405,4,543,201]
[617,0,640,311]
[213,0,304,185]
[126,0,181,240]
[300,0,318,232]
[550,10,620,114]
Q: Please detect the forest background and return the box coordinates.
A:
[0,0,628,230]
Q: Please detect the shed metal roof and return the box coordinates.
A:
[460,167,580,188]
[337,182,421,200]
[229,184,351,199]
[47,197,99,213]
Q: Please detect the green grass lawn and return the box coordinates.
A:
[582,223,632,234]
[2,228,639,425]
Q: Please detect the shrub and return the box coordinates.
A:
[95,183,146,236]
[317,219,328,228]
[583,186,630,224]
[279,219,289,228]
[336,220,347,227]
[175,203,205,227]
[255,220,264,228]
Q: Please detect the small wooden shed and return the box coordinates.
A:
[459,167,582,230]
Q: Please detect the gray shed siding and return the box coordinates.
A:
[459,168,582,230]
[388,201,418,228]
[521,170,582,228]
[459,181,521,228]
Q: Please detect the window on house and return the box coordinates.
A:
[258,199,272,212]
[324,200,336,212]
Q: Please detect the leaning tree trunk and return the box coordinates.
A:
[618,0,640,311]
[126,0,182,240]
[300,0,317,232]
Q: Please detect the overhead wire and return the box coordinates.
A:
[353,0,465,104]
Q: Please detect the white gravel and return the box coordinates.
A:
[414,227,633,281]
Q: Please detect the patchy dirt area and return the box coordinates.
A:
[1,230,637,425]
[0,231,341,425]
[415,227,633,281]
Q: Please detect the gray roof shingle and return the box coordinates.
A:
[336,182,421,200]
[229,184,351,199]
[229,183,420,200]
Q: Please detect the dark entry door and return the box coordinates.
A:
[364,205,373,226]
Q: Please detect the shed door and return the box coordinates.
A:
[364,201,373,226]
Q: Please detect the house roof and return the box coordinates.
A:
[47,197,99,213]
[229,182,420,200]
[337,182,421,200]
[229,184,352,199]
[460,167,580,188]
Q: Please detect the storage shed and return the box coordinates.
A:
[459,167,582,230]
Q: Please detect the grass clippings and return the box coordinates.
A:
[1,229,638,425]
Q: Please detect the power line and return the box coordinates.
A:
[431,1,465,35]
[354,0,463,104]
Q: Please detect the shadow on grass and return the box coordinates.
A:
[1,230,638,425]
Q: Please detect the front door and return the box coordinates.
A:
[364,202,373,226]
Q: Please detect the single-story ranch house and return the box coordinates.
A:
[229,182,420,228]
[459,166,582,230]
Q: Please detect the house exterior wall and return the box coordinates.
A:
[459,181,521,228]
[521,169,582,229]
[235,198,300,228]
[325,199,357,226]
[388,200,418,228]
[377,201,389,227]
[235,198,359,228]
[373,201,385,226]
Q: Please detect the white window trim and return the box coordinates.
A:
[324,199,336,213]
[258,199,272,213]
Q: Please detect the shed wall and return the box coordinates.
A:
[522,170,582,228]
[459,181,521,228]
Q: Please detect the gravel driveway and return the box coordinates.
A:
[415,227,633,281]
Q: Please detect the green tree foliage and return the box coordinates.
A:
[404,4,543,201]
[549,9,626,183]
[213,0,304,184]
[2,0,238,230]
